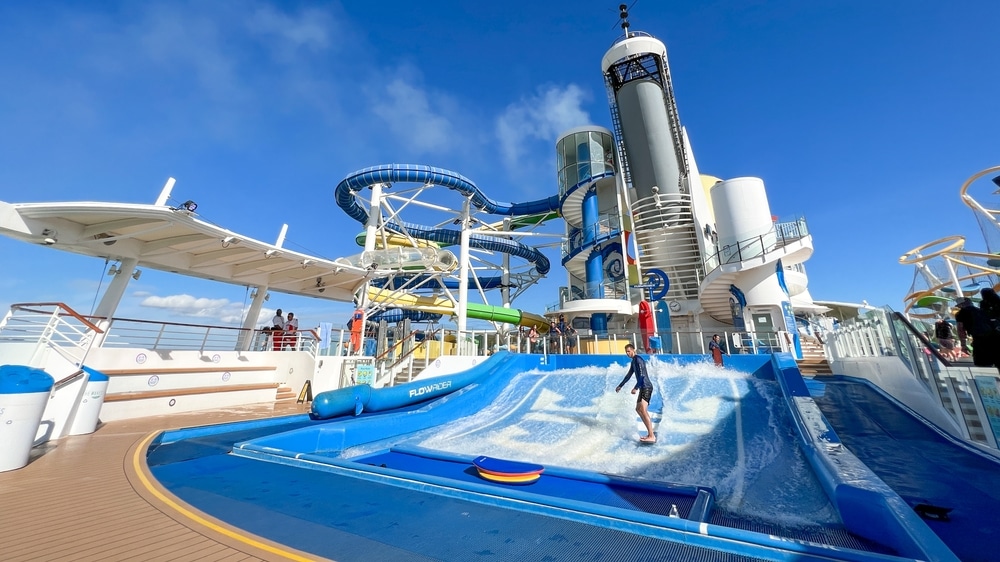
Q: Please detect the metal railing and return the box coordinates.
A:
[0,302,103,368]
[248,328,320,354]
[0,302,320,355]
[704,219,809,273]
[375,328,443,385]
[563,213,623,259]
[456,327,790,358]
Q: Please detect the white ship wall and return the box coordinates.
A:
[680,129,715,271]
[711,177,776,259]
[735,265,790,332]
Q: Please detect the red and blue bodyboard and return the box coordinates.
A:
[473,455,544,484]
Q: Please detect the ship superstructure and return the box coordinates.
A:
[554,8,817,356]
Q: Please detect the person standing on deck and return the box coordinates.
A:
[284,312,299,350]
[548,319,562,354]
[348,308,364,353]
[980,288,1000,322]
[269,308,285,351]
[956,297,1000,374]
[709,334,728,367]
[528,325,539,353]
[615,343,656,443]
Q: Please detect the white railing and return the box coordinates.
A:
[0,303,320,355]
[0,302,102,368]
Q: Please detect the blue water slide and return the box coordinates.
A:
[371,275,506,292]
[335,164,559,274]
[367,308,442,323]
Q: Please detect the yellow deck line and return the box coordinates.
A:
[132,431,316,561]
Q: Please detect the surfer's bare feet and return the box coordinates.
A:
[639,435,656,443]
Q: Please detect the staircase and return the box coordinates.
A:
[275,384,298,402]
[796,337,832,375]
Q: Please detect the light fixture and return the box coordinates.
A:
[93,233,117,246]
[181,200,198,212]
[264,249,279,258]
[41,228,57,245]
[301,259,314,268]
[107,265,120,276]
[316,277,326,293]
[221,236,240,248]
[132,269,143,280]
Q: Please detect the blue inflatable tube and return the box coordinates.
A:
[367,308,442,323]
[311,352,510,419]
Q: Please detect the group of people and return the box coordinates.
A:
[519,314,577,353]
[262,308,299,350]
[949,288,1000,373]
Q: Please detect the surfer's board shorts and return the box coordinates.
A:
[636,387,653,404]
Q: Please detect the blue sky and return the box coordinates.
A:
[1,1,998,331]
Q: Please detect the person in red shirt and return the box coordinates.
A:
[348,309,364,353]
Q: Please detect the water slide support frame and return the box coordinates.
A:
[458,197,472,346]
[359,181,386,340]
[336,165,558,334]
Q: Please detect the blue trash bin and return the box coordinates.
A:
[648,336,662,354]
[0,365,54,472]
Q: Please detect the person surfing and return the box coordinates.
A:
[615,343,656,443]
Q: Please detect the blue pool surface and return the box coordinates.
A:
[146,352,964,561]
[811,375,1000,562]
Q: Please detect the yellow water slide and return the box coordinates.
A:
[367,287,550,333]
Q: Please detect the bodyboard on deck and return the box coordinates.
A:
[473,455,544,484]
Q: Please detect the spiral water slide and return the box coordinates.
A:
[336,164,557,331]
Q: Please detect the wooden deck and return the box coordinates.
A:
[0,402,321,561]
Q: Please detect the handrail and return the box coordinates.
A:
[703,219,809,274]
[53,369,86,391]
[90,315,251,332]
[381,328,442,366]
[10,302,104,333]
[372,328,446,386]
[892,311,952,366]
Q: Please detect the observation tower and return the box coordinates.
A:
[553,5,818,355]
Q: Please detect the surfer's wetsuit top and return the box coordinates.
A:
[618,354,652,403]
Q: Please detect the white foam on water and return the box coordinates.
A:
[407,358,839,526]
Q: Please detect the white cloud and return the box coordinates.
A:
[140,293,245,323]
[371,74,459,154]
[134,5,246,104]
[246,5,336,55]
[496,84,591,173]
